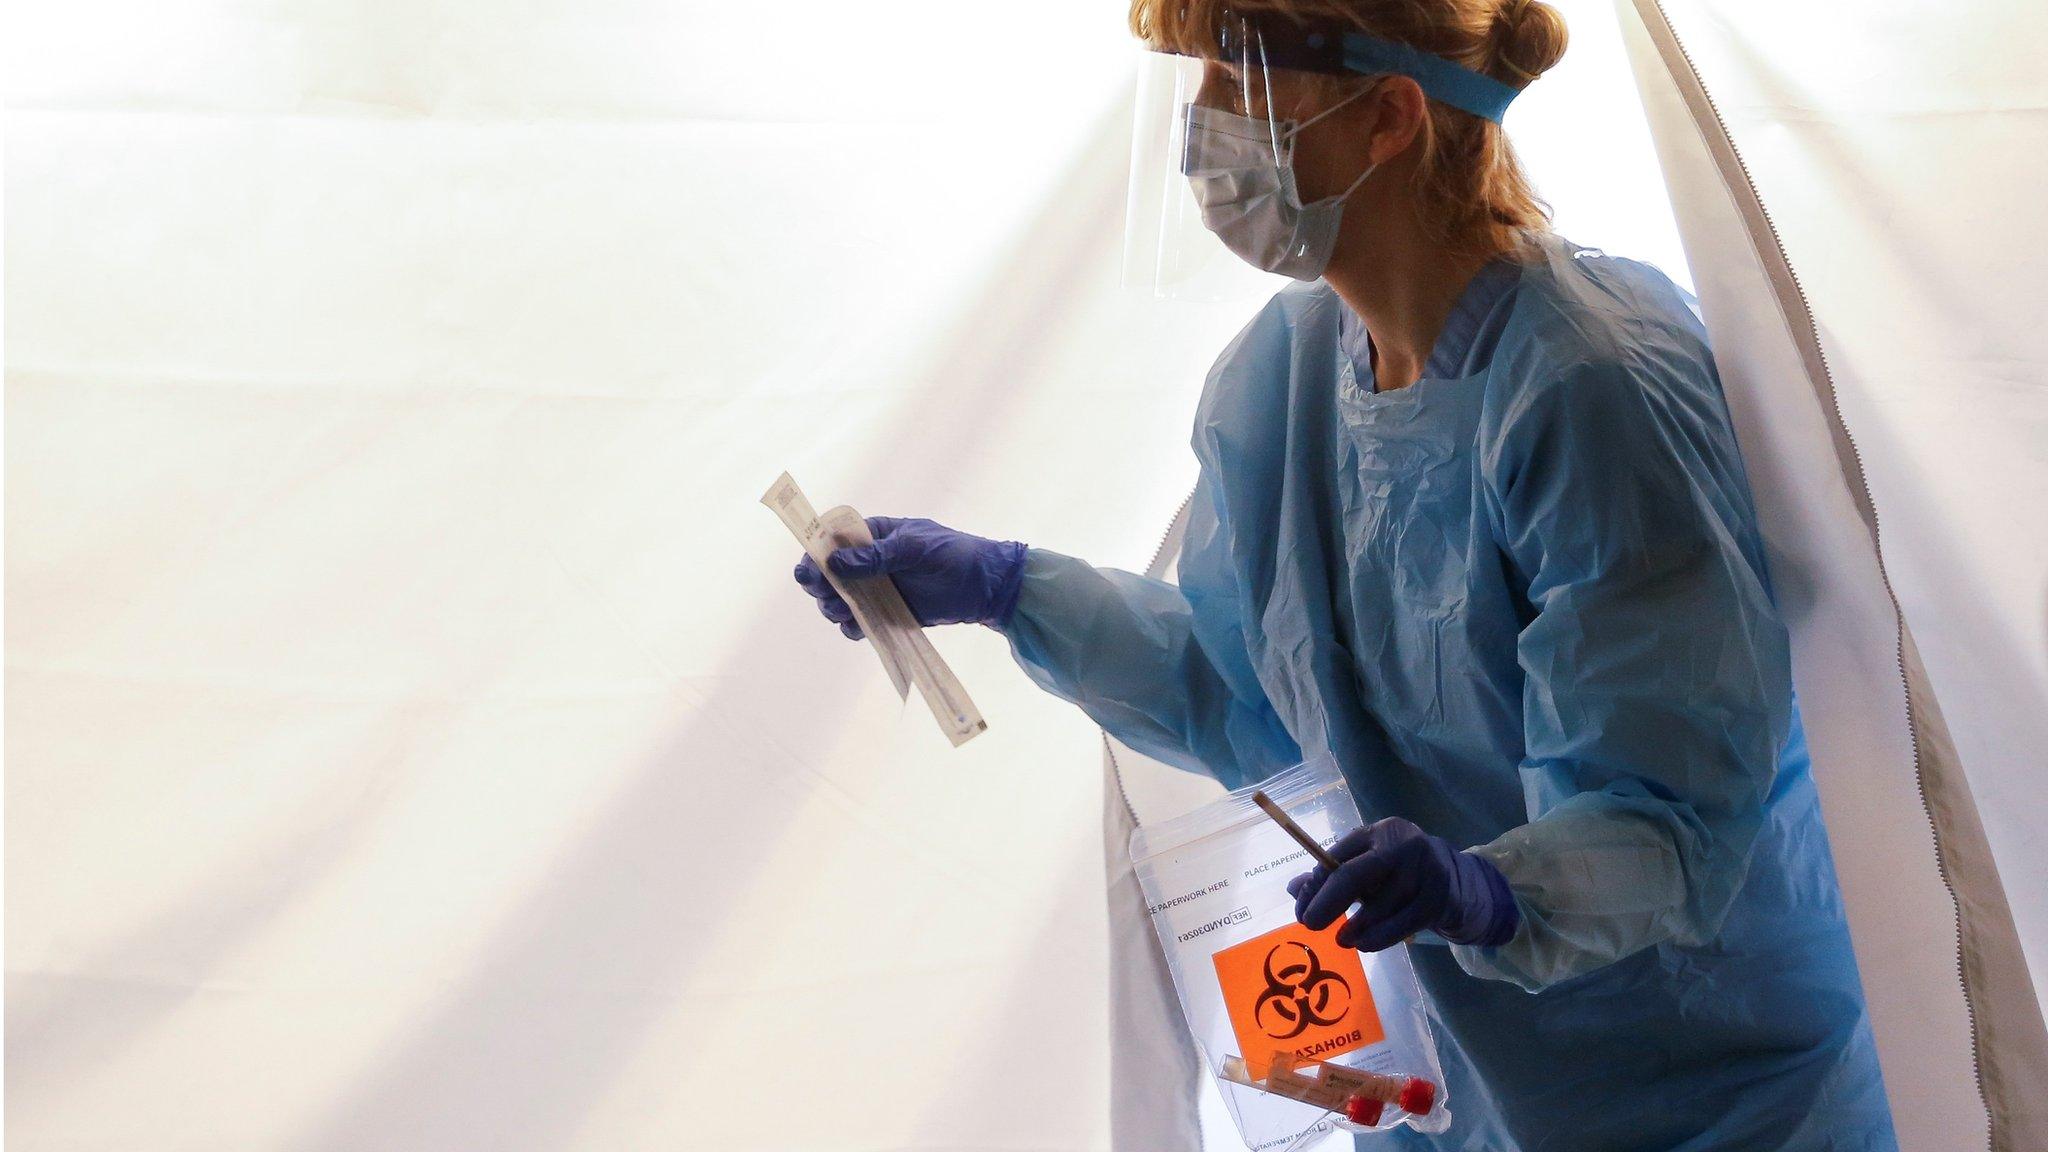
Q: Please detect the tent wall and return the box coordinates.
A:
[6,4,1228,1147]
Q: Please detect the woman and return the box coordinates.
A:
[793,2,1896,1148]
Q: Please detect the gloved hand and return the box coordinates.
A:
[1287,817,1519,952]
[793,516,1028,640]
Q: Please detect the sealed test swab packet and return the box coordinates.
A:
[1131,755,1451,1148]
[762,473,986,746]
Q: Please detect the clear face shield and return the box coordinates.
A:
[1124,20,1348,300]
[1122,13,1524,299]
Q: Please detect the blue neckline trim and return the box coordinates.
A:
[1341,257,1525,390]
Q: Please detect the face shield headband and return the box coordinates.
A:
[1186,11,1522,125]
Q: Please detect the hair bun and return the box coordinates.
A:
[1492,0,1569,84]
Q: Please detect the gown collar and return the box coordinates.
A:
[1338,254,1526,391]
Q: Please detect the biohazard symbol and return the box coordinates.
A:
[1215,919,1382,1064]
[1251,941,1353,1039]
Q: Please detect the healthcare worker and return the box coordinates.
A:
[793,2,1896,1148]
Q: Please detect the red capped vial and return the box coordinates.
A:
[1343,1094,1385,1127]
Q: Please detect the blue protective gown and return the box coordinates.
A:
[1008,234,1896,1150]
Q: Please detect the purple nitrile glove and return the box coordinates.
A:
[792,516,1027,640]
[1287,817,1519,952]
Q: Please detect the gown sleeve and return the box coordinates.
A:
[1004,467,1300,792]
[1456,357,1792,991]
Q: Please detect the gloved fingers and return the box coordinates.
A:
[1299,849,1396,931]
[1324,825,1381,863]
[827,539,899,580]
[793,554,863,640]
[832,517,948,580]
[1286,866,1326,901]
[1343,860,1425,927]
[795,555,843,599]
[1288,864,1332,919]
[1337,894,1438,953]
[1293,825,1381,921]
[815,594,855,627]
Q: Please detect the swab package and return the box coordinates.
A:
[1130,756,1452,1149]
[761,473,985,746]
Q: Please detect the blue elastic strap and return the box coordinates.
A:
[1338,32,1521,123]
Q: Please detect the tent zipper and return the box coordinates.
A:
[1636,0,1990,1138]
[1144,492,1197,579]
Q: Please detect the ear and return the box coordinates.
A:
[1361,76,1428,166]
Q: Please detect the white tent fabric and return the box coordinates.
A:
[6,5,1224,1147]
[7,3,2043,1152]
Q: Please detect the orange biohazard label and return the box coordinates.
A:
[1212,918,1384,1071]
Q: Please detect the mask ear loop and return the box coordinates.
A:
[1284,76,1388,205]
[1284,75,1384,139]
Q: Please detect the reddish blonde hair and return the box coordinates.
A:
[1132,0,1569,258]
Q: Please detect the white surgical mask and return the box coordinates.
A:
[1179,85,1379,281]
